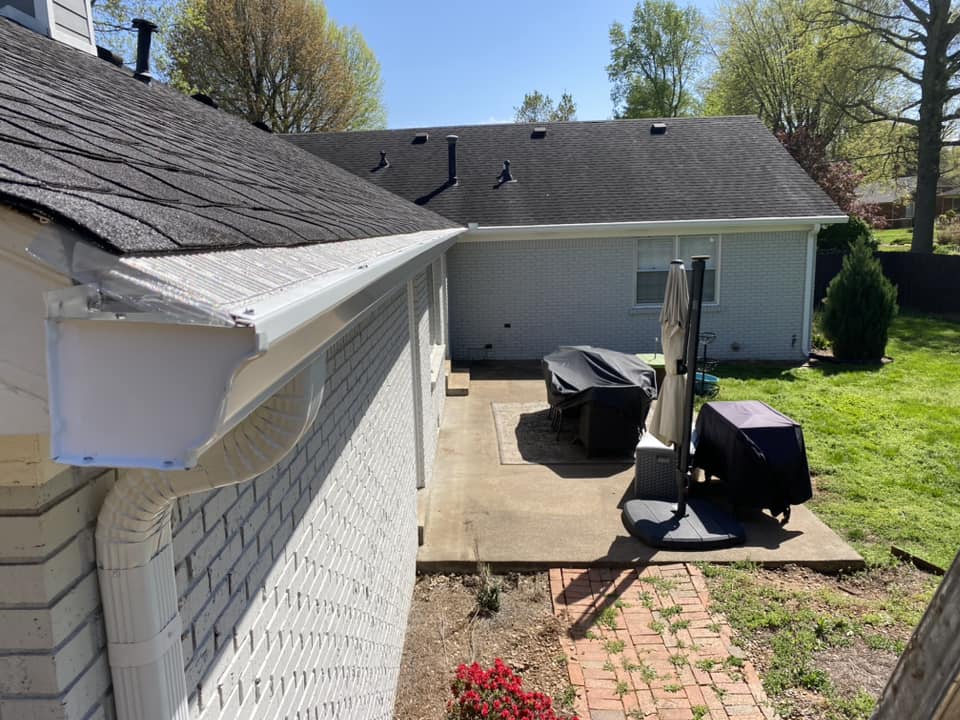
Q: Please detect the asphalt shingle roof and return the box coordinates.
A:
[287,117,844,227]
[0,18,457,255]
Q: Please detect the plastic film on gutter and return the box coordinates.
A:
[28,234,234,327]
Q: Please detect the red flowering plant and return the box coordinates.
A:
[446,659,578,720]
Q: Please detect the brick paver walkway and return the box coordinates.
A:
[550,564,777,720]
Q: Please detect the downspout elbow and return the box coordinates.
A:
[96,358,326,720]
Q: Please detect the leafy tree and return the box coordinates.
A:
[91,0,181,78]
[777,127,887,226]
[607,0,706,118]
[168,0,386,133]
[830,1,960,254]
[834,120,918,182]
[513,90,577,122]
[704,0,896,148]
[821,237,898,361]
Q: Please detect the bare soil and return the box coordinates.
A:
[394,573,571,720]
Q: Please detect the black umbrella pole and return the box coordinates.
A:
[675,256,708,519]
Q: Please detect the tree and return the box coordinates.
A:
[607,0,706,118]
[704,0,896,148]
[830,1,960,254]
[168,0,386,133]
[821,237,898,361]
[777,127,887,226]
[91,0,181,78]
[513,90,577,122]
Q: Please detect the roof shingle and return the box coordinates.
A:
[0,18,457,255]
[287,117,844,227]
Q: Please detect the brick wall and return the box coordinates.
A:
[0,264,446,719]
[0,467,116,719]
[447,232,810,361]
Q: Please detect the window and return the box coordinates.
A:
[635,235,720,305]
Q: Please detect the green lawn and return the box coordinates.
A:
[873,227,912,251]
[713,314,960,569]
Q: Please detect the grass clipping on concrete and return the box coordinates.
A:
[715,313,960,570]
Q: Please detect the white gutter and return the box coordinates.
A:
[97,360,325,720]
[801,224,821,355]
[44,228,463,470]
[460,215,847,241]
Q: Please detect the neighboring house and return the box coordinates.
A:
[858,175,960,228]
[0,9,461,720]
[289,117,846,363]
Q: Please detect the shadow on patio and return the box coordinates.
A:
[417,362,864,573]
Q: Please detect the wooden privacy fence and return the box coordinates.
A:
[815,251,960,314]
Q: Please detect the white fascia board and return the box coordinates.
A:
[45,226,465,470]
[459,216,848,242]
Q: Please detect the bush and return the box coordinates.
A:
[817,217,878,255]
[447,659,577,720]
[935,212,960,247]
[821,238,898,362]
[475,563,501,616]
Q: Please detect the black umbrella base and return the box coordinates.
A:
[623,497,746,550]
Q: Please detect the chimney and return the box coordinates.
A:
[132,18,158,83]
[0,0,96,54]
[446,135,459,185]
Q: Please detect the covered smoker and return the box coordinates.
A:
[542,346,657,456]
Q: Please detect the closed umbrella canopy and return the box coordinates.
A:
[648,260,688,446]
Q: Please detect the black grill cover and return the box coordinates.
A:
[542,347,657,454]
[693,400,812,517]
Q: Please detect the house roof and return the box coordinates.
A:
[286,116,844,227]
[0,17,457,256]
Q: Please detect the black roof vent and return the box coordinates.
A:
[131,18,157,84]
[377,150,389,169]
[531,126,547,138]
[96,46,124,67]
[191,93,218,108]
[650,122,667,135]
[252,120,272,133]
[413,132,429,144]
[498,160,515,184]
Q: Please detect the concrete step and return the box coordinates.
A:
[445,361,470,396]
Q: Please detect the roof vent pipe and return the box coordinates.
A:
[96,359,326,720]
[446,134,459,185]
[498,160,515,183]
[131,18,157,83]
[378,150,390,168]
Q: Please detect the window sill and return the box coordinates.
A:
[429,345,445,391]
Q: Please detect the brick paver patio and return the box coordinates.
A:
[550,564,778,720]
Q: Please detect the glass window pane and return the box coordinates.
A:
[637,237,674,271]
[636,271,668,304]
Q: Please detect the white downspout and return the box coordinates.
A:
[96,357,326,720]
[800,224,820,356]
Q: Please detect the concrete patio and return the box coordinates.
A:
[417,362,864,572]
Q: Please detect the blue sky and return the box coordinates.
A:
[325,0,719,129]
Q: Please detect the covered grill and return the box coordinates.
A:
[542,346,657,456]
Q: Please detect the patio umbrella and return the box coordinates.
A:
[648,260,688,446]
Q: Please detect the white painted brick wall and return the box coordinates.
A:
[448,232,810,362]
[0,467,116,719]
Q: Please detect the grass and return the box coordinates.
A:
[714,313,960,569]
[702,562,937,719]
[873,227,913,251]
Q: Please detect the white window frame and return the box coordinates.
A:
[633,234,722,308]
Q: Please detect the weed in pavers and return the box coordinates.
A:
[692,705,709,720]
[668,653,688,668]
[670,619,691,632]
[710,684,727,699]
[604,639,626,654]
[638,591,654,609]
[603,659,616,672]
[614,597,632,609]
[663,683,683,693]
[627,710,645,720]
[660,604,684,619]
[707,622,722,633]
[695,658,718,672]
[615,681,630,697]
[558,685,577,711]
[639,576,678,592]
[649,620,666,634]
[584,629,599,640]
[475,562,501,616]
[596,606,619,630]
